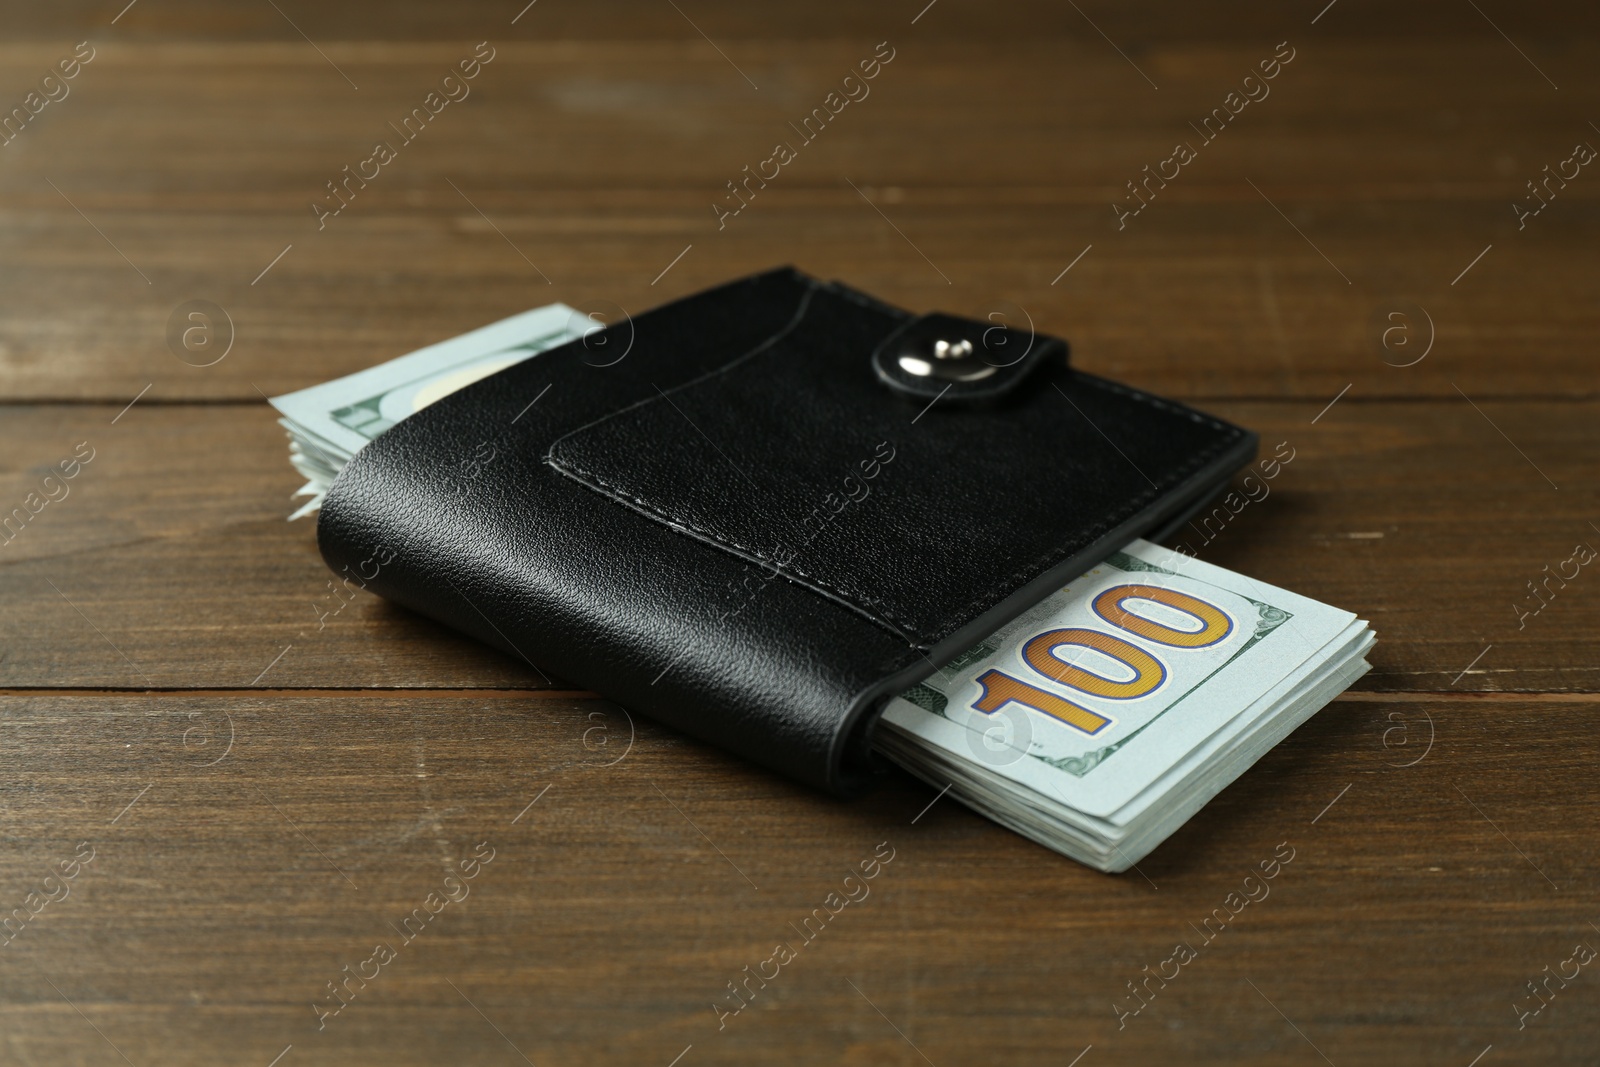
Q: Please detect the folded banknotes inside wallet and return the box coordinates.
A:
[318,267,1257,796]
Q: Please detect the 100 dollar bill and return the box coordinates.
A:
[880,539,1361,820]
[271,303,594,459]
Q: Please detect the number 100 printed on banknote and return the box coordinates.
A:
[881,540,1362,823]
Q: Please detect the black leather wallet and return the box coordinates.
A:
[318,268,1256,796]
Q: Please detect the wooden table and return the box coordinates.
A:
[3,3,1597,1064]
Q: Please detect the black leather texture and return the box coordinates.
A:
[318,268,1257,796]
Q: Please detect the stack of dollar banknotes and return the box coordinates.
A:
[272,305,1374,873]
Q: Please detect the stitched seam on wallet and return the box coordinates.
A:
[545,278,925,641]
[547,462,926,640]
[551,302,1242,647]
[915,373,1243,643]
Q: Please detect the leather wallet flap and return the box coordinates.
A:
[545,281,1250,650]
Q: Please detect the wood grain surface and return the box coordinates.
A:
[1,692,1595,1067]
[2,2,1598,1065]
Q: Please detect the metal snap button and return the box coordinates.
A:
[897,337,997,382]
[871,311,1065,405]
